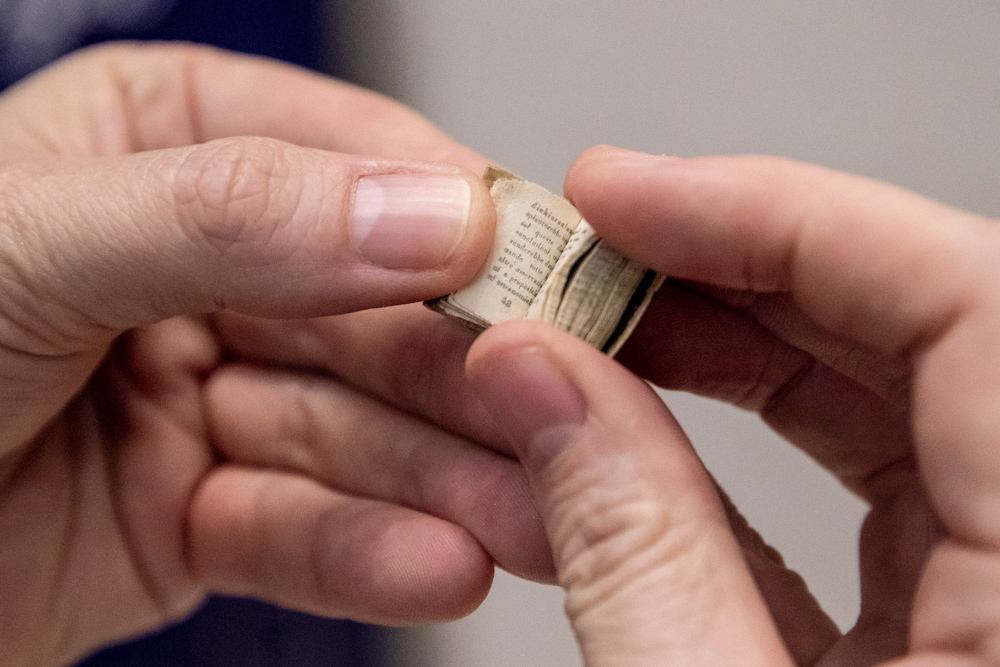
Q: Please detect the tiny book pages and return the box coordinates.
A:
[426,167,664,355]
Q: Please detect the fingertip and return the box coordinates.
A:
[467,321,588,474]
[466,319,554,377]
[344,513,496,624]
[565,145,681,202]
[570,144,654,167]
[466,319,584,424]
[572,144,642,165]
[565,145,632,201]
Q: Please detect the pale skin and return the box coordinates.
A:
[5,42,1000,667]
[465,148,1000,666]
[198,144,1000,666]
[0,43,555,667]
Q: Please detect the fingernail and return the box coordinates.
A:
[352,174,472,269]
[471,345,587,473]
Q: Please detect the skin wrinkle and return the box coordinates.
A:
[0,348,100,461]
[366,410,484,516]
[355,518,419,623]
[560,496,680,617]
[4,166,129,347]
[5,114,63,160]
[396,429,433,513]
[766,385,912,503]
[91,323,218,650]
[93,365,183,622]
[102,44,200,154]
[735,327,812,412]
[545,441,686,597]
[406,438,521,546]
[220,371,367,489]
[36,420,82,667]
[180,446,216,607]
[356,309,496,446]
[281,375,330,474]
[858,457,920,505]
[731,159,809,295]
[105,50,143,156]
[908,305,997,550]
[236,469,274,595]
[416,438,538,568]
[0,325,90,363]
[713,479,790,570]
[181,50,206,149]
[308,498,344,616]
[858,506,922,625]
[0,175,75,354]
[1,445,50,667]
[292,317,346,373]
[755,354,817,430]
[902,301,978,389]
[895,245,978,364]
[739,337,911,497]
[310,500,400,622]
[395,314,469,432]
[0,445,32,501]
[172,139,282,255]
[218,145,279,251]
[777,163,845,300]
[566,518,733,656]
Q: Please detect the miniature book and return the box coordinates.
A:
[425,167,664,355]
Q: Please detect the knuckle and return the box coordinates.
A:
[276,375,339,470]
[552,473,704,620]
[741,343,815,414]
[395,316,466,417]
[171,137,304,261]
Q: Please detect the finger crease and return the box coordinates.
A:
[743,344,815,416]
[854,454,917,502]
[181,52,206,148]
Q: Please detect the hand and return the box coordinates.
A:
[0,43,551,667]
[466,146,1000,666]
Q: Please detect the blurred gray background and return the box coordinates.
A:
[333,2,1000,665]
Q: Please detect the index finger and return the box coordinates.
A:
[565,146,991,356]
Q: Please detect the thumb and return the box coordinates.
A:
[466,320,794,667]
[0,137,494,350]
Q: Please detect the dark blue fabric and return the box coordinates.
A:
[0,0,331,90]
[78,596,392,667]
[1,2,387,665]
[80,0,326,72]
